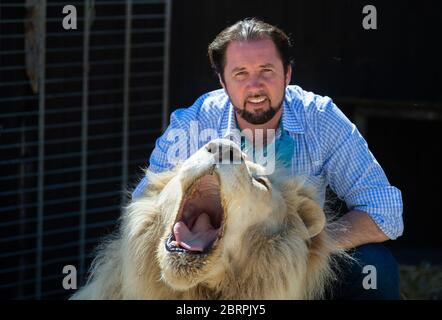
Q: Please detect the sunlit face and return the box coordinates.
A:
[220,38,292,125]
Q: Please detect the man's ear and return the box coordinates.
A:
[285,64,292,86]
[297,196,326,239]
[218,73,226,89]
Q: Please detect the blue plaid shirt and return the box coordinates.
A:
[133,85,403,240]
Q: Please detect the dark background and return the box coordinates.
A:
[168,0,442,263]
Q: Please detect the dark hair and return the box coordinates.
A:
[208,18,293,80]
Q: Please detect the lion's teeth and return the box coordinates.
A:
[170,240,179,247]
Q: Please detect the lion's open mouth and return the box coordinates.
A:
[166,169,224,254]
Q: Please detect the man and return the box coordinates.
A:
[134,18,403,299]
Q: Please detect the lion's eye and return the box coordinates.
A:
[254,176,270,190]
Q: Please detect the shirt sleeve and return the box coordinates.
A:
[132,107,194,199]
[317,98,404,240]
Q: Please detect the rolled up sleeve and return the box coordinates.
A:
[318,99,404,239]
[132,108,192,199]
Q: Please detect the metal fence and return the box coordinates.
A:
[0,0,171,299]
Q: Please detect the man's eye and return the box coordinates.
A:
[262,69,274,73]
[235,71,247,78]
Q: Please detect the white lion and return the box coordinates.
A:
[71,139,347,300]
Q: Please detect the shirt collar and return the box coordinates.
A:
[281,97,304,134]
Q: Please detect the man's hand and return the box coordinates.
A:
[335,210,390,250]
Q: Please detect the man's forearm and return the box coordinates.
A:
[335,210,390,249]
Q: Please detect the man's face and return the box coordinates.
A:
[220,38,291,125]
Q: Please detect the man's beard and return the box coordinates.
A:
[234,96,283,125]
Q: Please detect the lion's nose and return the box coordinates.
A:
[206,139,243,164]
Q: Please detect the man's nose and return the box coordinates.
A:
[205,139,244,164]
[246,73,264,91]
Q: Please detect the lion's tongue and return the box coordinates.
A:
[173,213,219,252]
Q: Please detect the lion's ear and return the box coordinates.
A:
[297,198,326,239]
